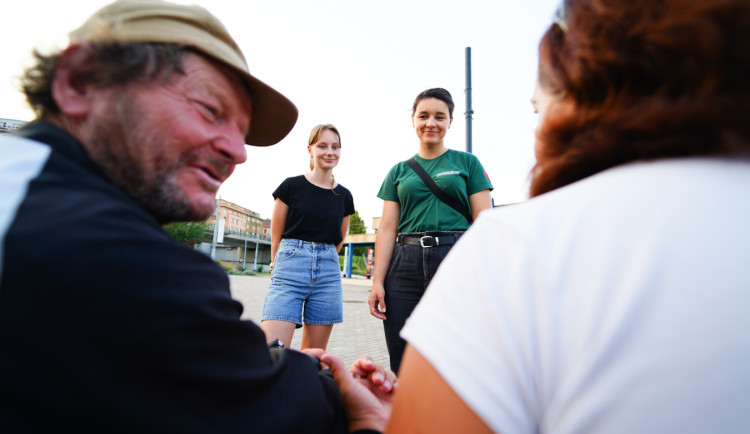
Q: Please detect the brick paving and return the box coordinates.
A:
[229,274,391,371]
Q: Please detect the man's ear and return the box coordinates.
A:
[51,44,96,117]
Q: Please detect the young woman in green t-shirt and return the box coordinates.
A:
[368,88,493,373]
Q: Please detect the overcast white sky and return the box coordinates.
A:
[2,0,560,230]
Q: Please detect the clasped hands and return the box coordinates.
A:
[304,349,397,433]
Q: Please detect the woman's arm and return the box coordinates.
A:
[368,200,400,320]
[387,344,492,433]
[336,215,351,253]
[269,198,289,271]
[469,189,493,221]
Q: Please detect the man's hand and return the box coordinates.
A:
[368,283,387,320]
[306,350,396,433]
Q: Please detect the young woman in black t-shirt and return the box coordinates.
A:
[260,124,355,350]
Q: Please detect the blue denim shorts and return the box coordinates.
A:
[262,239,343,326]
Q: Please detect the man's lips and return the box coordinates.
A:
[193,163,229,187]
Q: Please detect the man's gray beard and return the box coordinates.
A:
[133,168,211,224]
[94,146,213,224]
[86,106,214,224]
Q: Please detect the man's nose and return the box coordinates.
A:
[213,134,248,164]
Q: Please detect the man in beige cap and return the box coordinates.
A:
[0,1,393,432]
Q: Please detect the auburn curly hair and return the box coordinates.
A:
[530,0,750,197]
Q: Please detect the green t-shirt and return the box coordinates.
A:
[377,149,493,233]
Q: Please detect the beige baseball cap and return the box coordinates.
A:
[69,0,297,147]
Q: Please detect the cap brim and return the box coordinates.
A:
[236,71,298,147]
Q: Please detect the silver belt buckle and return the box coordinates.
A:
[420,236,436,248]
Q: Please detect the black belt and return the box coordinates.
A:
[397,234,461,248]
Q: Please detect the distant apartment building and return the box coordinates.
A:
[262,219,271,239]
[206,199,266,238]
[0,118,26,134]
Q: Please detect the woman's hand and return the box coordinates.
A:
[368,283,387,320]
[370,200,398,321]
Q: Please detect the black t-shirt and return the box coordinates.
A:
[273,175,355,245]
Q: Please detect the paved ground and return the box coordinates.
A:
[229,274,391,371]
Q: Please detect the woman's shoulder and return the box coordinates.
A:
[443,149,488,173]
[445,148,481,162]
[279,174,308,187]
[333,182,353,197]
[387,158,417,175]
[274,175,309,200]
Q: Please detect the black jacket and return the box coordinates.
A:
[0,122,346,433]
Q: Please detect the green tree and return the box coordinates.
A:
[164,222,209,245]
[349,211,366,235]
[347,211,369,262]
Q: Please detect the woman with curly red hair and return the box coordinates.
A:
[389,0,750,432]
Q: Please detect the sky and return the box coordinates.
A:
[1,0,561,230]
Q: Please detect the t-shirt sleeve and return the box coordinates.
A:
[377,164,400,203]
[345,189,355,216]
[400,211,541,434]
[272,177,292,204]
[466,154,494,195]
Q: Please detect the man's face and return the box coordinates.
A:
[84,53,251,223]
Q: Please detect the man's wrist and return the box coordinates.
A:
[349,416,386,434]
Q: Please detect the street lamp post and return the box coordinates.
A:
[242,238,247,270]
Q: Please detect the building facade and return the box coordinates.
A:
[197,199,273,269]
[206,199,266,239]
[262,219,271,239]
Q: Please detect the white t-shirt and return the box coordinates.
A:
[402,158,750,434]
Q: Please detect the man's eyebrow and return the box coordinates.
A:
[199,81,251,135]
[200,82,243,116]
[200,82,229,105]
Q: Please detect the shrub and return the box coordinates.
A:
[227,269,255,276]
[216,260,234,272]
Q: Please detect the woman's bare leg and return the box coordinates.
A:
[260,320,297,348]
[300,324,334,350]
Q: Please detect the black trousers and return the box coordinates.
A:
[382,231,462,373]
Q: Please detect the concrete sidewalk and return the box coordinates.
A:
[229,274,391,371]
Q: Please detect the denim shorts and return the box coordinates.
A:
[262,239,343,326]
